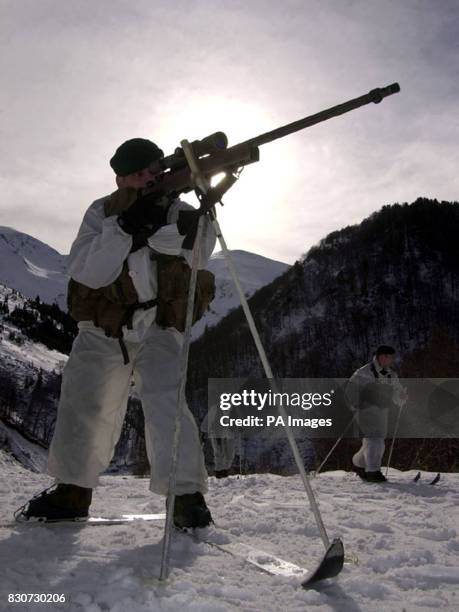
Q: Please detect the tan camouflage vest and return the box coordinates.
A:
[67,187,215,338]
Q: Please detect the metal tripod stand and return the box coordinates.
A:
[160,139,344,587]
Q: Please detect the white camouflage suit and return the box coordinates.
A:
[47,195,216,495]
[200,405,238,472]
[346,356,405,472]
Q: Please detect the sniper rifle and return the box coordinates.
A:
[144,82,400,205]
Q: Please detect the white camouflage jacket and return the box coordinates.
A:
[67,195,216,342]
[346,356,405,410]
[345,356,406,437]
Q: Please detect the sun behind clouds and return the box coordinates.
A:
[154,95,300,252]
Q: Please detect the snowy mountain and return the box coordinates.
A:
[0,283,69,460]
[188,198,459,473]
[0,283,149,473]
[0,226,68,310]
[189,198,459,381]
[2,200,458,476]
[0,282,303,477]
[0,420,47,473]
[193,249,289,338]
[0,284,69,373]
[0,226,289,337]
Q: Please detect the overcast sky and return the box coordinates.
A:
[1,0,458,264]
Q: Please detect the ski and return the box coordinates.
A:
[182,531,305,577]
[302,538,344,588]
[177,525,344,588]
[412,472,441,485]
[5,511,345,586]
[84,512,166,525]
[1,513,166,528]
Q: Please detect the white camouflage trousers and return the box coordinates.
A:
[48,324,208,496]
[211,437,236,471]
[352,438,386,472]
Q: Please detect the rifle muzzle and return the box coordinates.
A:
[369,83,400,104]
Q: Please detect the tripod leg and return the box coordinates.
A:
[208,214,333,552]
[160,147,208,580]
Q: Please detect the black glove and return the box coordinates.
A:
[177,209,203,250]
[117,193,169,235]
[130,227,159,253]
[177,209,201,234]
[176,183,220,248]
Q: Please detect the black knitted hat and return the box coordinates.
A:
[375,345,396,356]
[110,138,164,176]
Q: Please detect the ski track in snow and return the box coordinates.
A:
[0,459,458,612]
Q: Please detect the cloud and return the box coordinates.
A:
[0,0,458,260]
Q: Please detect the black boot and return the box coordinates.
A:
[352,465,367,480]
[214,469,229,479]
[365,470,387,483]
[18,484,93,522]
[172,492,213,529]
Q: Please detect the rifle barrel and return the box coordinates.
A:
[239,83,400,149]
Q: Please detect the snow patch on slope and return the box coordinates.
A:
[0,227,68,309]
[0,422,47,473]
[0,284,68,373]
[193,250,289,338]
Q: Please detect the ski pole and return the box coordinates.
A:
[385,401,405,478]
[239,432,243,477]
[159,140,209,581]
[315,413,357,476]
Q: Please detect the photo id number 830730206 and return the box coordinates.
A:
[8,593,66,604]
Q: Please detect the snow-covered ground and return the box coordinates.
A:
[1,455,458,611]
